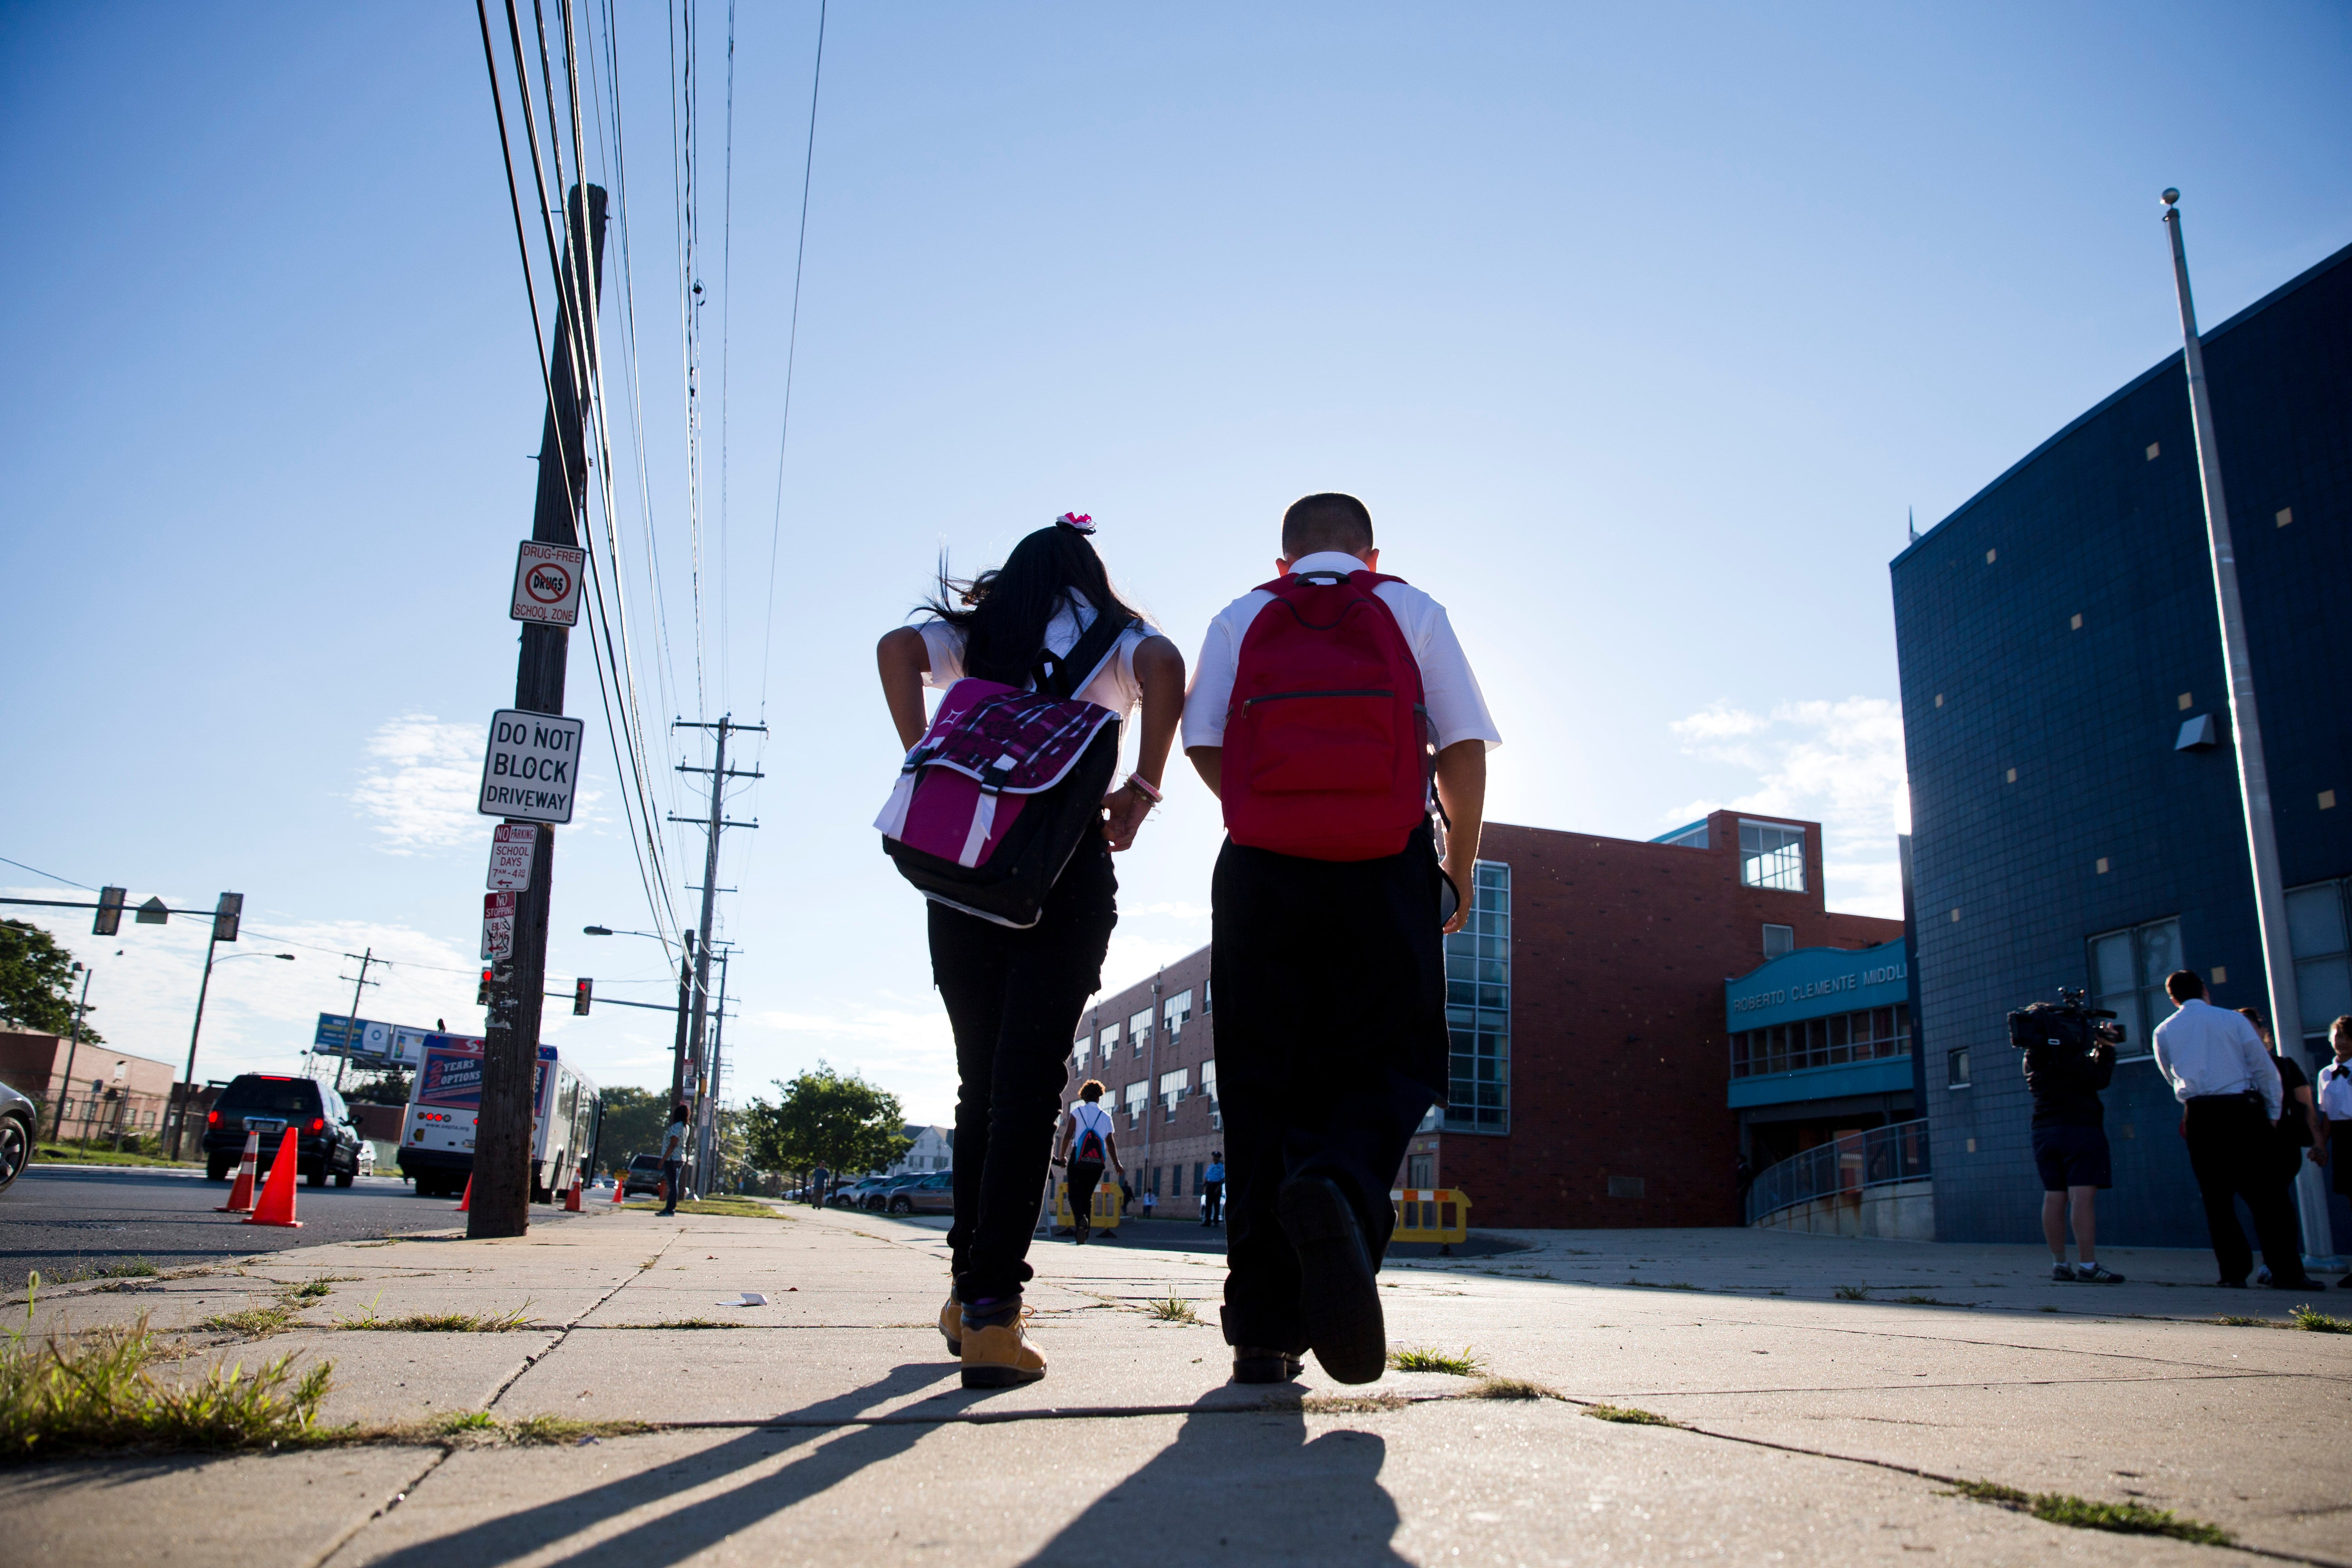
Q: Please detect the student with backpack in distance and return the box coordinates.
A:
[877,514,1185,1388]
[1052,1079,1122,1243]
[1184,492,1499,1385]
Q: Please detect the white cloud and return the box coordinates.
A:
[1667,697,1910,919]
[351,715,481,855]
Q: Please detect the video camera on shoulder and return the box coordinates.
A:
[2007,987,2127,1052]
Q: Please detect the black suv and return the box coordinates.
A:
[203,1074,364,1188]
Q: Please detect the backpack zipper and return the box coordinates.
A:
[1241,688,1393,710]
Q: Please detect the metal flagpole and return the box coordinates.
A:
[2160,187,2337,1267]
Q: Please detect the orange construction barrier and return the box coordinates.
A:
[216,1131,260,1213]
[454,1175,473,1213]
[244,1129,304,1228]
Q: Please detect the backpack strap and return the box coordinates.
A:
[1034,606,1138,701]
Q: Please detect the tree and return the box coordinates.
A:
[343,1066,412,1106]
[595,1085,672,1170]
[744,1063,908,1180]
[0,920,101,1044]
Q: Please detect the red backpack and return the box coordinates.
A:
[1220,568,1436,861]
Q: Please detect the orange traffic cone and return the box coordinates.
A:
[564,1175,583,1212]
[611,1175,626,1207]
[215,1131,260,1213]
[454,1175,473,1212]
[244,1128,304,1228]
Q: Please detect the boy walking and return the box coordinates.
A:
[1184,493,1499,1384]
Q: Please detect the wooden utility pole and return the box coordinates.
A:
[473,183,606,1240]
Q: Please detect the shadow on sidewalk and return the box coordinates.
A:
[1023,1391,1406,1565]
[357,1360,960,1568]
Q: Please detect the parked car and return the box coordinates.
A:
[0,1079,36,1195]
[830,1176,889,1209]
[884,1171,953,1215]
[202,1074,364,1188]
[621,1153,666,1198]
[864,1174,928,1211]
[355,1140,375,1179]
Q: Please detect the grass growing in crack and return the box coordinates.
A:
[0,1310,331,1459]
[640,1318,731,1330]
[1833,1284,1871,1300]
[1143,1294,1200,1324]
[1582,1403,1679,1426]
[638,1258,659,1271]
[201,1303,299,1339]
[2214,1314,2267,1327]
[1387,1346,1483,1376]
[43,1259,163,1286]
[2288,1304,2352,1333]
[1466,1377,1555,1400]
[505,1414,655,1445]
[435,1409,499,1433]
[1943,1480,2231,1545]
[670,1198,794,1220]
[332,1295,533,1333]
[1898,1294,1964,1306]
[1300,1392,1408,1414]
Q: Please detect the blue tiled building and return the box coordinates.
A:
[1893,241,2352,1247]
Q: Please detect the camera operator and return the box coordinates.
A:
[2151,970,2324,1292]
[2022,998,2125,1284]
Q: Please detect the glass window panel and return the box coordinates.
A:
[1163,991,1193,1033]
[1828,1014,1849,1048]
[2091,932,2136,1000]
[2297,956,2352,1037]
[2288,883,2349,961]
[2137,920,2181,988]
[1739,823,1807,891]
[1442,861,1509,1135]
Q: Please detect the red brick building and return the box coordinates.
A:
[1057,809,1901,1230]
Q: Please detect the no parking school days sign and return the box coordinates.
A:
[478,709,585,825]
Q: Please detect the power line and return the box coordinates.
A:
[0,855,92,891]
[755,0,828,721]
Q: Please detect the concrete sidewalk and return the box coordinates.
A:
[6,1200,2350,1566]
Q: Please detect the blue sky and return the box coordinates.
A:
[3,2,2347,1126]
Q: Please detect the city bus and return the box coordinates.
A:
[398,1033,601,1202]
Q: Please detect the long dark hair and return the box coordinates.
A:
[921,524,1147,686]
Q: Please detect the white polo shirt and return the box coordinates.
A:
[1181,552,1502,753]
[2318,1058,2352,1121]
[919,589,1150,725]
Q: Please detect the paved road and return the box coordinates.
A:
[0,1163,585,1288]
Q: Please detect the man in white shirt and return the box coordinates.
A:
[1185,493,1501,1387]
[2151,971,2321,1290]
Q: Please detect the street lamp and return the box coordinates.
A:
[167,949,295,1161]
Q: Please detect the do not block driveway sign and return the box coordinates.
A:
[479,710,586,824]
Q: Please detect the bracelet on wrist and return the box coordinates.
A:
[1126,774,1164,804]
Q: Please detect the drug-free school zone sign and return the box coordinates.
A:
[479,710,586,825]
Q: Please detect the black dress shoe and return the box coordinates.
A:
[1230,1347,1306,1384]
[1276,1175,1386,1384]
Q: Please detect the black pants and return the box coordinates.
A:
[1066,1158,1105,1234]
[1200,1181,1223,1224]
[659,1158,682,1214]
[931,837,1115,1303]
[1211,827,1446,1351]
[2185,1096,2306,1284]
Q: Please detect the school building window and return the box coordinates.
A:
[1443,859,1511,1134]
[1762,923,1794,959]
[1200,1060,1221,1130]
[1129,1008,1153,1055]
[1098,1022,1119,1061]
[1728,1004,1911,1078]
[1740,822,1806,892]
[1123,1081,1148,1129]
[1163,989,1193,1038]
[1072,1030,1091,1069]
[1158,1069,1187,1121]
[2088,915,2180,1062]
[2288,877,2352,1053]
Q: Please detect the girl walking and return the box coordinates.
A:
[877,514,1184,1387]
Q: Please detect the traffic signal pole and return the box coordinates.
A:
[474,183,606,1241]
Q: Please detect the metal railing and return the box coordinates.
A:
[1744,1117,1931,1226]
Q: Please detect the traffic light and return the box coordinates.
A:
[212,892,243,943]
[573,977,593,1016]
[92,887,126,936]
[477,967,494,1005]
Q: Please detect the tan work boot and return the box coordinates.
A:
[938,1289,962,1356]
[960,1305,1047,1389]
